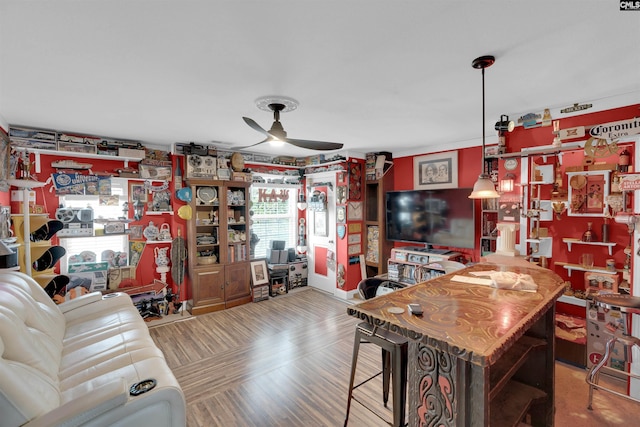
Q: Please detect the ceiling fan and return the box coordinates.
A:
[238,100,343,151]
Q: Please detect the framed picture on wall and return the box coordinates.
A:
[129,183,148,203]
[129,225,143,240]
[413,151,458,189]
[314,211,328,237]
[347,201,363,221]
[567,171,610,216]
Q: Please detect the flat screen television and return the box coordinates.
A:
[385,188,475,249]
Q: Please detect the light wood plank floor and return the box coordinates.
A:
[149,288,392,426]
[149,287,640,427]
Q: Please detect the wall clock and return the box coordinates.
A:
[196,186,217,205]
[504,158,519,171]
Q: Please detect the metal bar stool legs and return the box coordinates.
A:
[586,294,640,410]
[345,323,408,427]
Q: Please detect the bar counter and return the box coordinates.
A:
[347,261,565,426]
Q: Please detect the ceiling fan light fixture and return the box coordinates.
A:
[469,55,499,199]
[238,96,344,151]
[269,138,285,147]
[495,114,515,133]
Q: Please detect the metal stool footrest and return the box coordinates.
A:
[344,322,408,427]
[586,294,640,410]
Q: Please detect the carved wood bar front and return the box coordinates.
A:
[347,262,565,426]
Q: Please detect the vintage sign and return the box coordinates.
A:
[590,117,640,140]
[519,112,541,129]
[52,173,111,195]
[619,174,640,191]
[558,126,586,140]
[561,103,593,114]
[257,188,289,203]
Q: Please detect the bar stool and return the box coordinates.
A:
[344,278,408,427]
[586,293,640,410]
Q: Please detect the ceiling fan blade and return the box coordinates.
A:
[242,117,271,137]
[234,138,269,150]
[285,138,344,151]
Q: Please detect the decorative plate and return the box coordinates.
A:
[570,174,587,190]
[230,152,245,172]
[178,205,192,220]
[79,251,96,263]
[504,158,518,171]
[176,187,192,202]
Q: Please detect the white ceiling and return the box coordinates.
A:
[1,1,639,159]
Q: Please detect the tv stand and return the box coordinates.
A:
[388,246,462,285]
[394,246,453,257]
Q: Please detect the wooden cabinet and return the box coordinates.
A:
[364,162,393,278]
[223,262,251,308]
[186,178,252,315]
[190,267,225,314]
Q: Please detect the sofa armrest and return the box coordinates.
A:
[58,292,103,313]
[23,378,128,427]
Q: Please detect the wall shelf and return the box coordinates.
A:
[555,261,621,277]
[557,294,588,307]
[145,211,174,216]
[562,238,616,255]
[12,146,144,173]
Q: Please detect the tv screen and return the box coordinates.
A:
[385,188,475,249]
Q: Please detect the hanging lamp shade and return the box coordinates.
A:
[469,174,500,199]
[468,55,499,199]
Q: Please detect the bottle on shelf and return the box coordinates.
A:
[601,218,609,243]
[582,222,596,242]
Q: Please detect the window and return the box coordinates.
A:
[58,178,129,272]
[249,184,298,259]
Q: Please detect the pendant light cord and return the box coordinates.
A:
[481,66,486,173]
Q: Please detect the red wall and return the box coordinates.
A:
[504,104,640,316]
[390,103,639,317]
[8,153,189,296]
[392,146,485,263]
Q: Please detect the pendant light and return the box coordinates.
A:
[469,55,500,199]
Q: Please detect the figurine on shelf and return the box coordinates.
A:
[154,246,170,283]
[155,247,170,267]
[158,223,172,241]
[143,221,159,241]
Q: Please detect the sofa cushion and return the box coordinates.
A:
[0,321,63,424]
[0,290,62,381]
[0,271,186,427]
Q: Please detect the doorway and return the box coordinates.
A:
[306,171,337,295]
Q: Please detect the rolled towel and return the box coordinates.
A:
[489,271,538,291]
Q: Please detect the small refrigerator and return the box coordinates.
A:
[586,298,628,388]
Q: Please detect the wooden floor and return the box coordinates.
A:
[149,288,393,427]
[149,287,640,427]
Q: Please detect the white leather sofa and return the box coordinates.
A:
[0,271,186,427]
